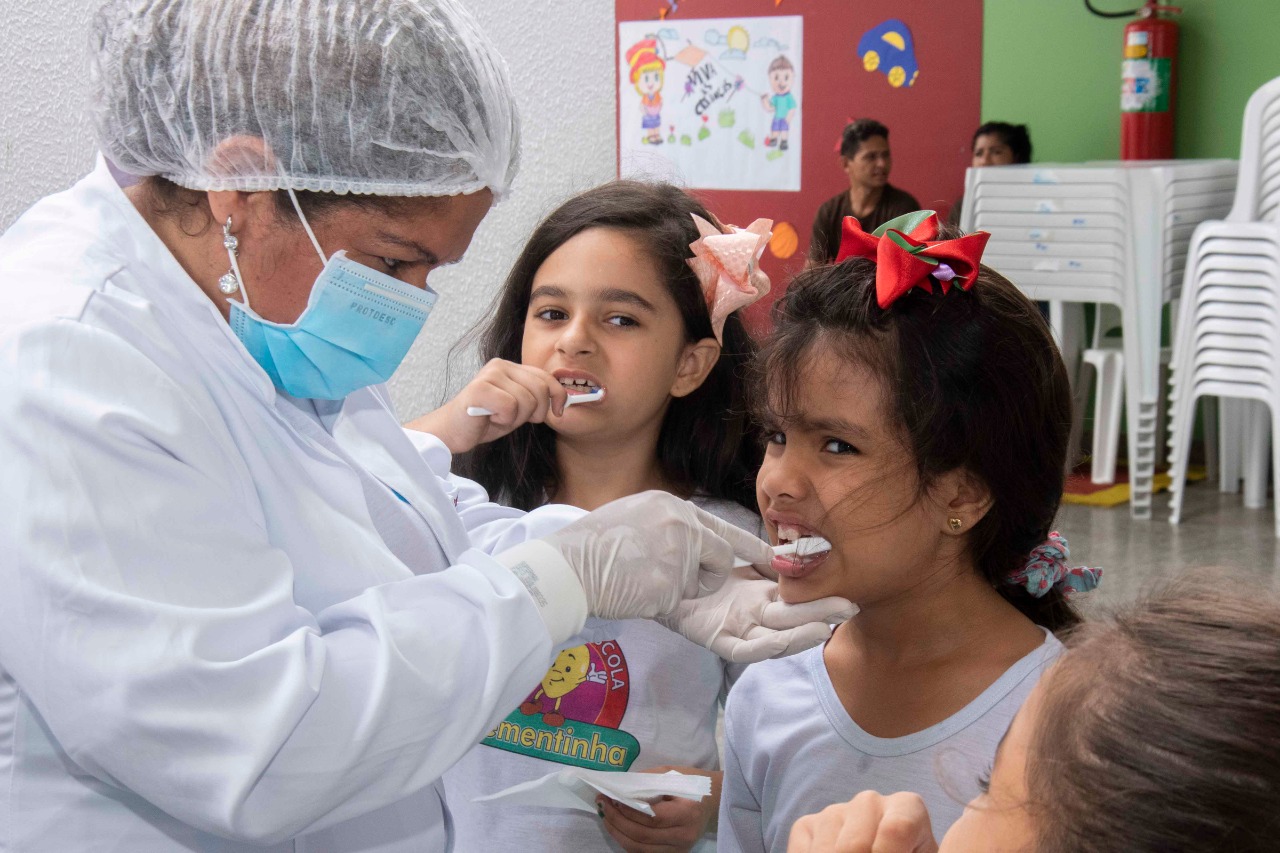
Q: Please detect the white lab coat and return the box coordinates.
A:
[0,159,585,852]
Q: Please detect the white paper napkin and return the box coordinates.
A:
[472,767,712,817]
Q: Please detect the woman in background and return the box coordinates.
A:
[949,122,1033,226]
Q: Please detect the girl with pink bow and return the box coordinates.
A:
[418,181,789,853]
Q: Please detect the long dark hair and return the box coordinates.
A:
[758,246,1079,631]
[1031,575,1280,851]
[455,181,762,512]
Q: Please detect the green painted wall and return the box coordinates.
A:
[982,0,1280,163]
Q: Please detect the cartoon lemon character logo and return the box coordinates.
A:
[520,646,591,727]
[486,639,639,770]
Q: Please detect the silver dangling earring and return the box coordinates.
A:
[217,217,241,295]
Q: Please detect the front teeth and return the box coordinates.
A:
[778,525,806,543]
[559,378,599,392]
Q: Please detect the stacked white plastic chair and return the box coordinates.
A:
[1168,76,1280,535]
[961,158,1237,519]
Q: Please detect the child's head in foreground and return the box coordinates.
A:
[756,213,1082,630]
[948,574,1280,851]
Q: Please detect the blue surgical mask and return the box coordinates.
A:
[225,191,438,400]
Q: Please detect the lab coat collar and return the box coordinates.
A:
[85,155,279,402]
[88,159,470,563]
[330,390,471,562]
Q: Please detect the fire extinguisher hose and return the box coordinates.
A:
[1084,0,1142,18]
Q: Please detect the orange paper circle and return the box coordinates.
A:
[769,221,799,259]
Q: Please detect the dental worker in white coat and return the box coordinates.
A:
[0,2,854,851]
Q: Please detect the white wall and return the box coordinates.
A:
[0,0,616,419]
[389,0,616,419]
[1,0,96,232]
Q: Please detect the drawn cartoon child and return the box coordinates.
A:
[761,54,797,151]
[626,38,666,145]
[520,645,592,726]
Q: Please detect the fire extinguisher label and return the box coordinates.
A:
[1121,57,1171,113]
[1125,30,1150,58]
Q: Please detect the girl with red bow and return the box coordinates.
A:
[718,211,1100,852]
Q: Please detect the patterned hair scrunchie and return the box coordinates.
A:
[1007,531,1102,598]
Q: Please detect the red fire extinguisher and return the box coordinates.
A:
[1119,1,1182,160]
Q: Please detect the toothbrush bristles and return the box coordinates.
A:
[773,537,832,558]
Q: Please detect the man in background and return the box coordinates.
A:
[809,118,919,264]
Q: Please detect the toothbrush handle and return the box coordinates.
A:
[466,406,495,417]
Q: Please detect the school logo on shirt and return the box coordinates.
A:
[481,640,640,770]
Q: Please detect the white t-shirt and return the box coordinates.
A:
[444,497,765,852]
[718,628,1062,853]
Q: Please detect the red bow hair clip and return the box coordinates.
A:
[835,211,991,309]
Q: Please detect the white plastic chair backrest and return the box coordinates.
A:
[1198,281,1277,296]
[960,166,978,232]
[1232,75,1280,221]
[1196,255,1280,274]
[1198,284,1279,303]
[1195,316,1275,337]
[1188,368,1275,389]
[1193,349,1273,369]
[1193,302,1277,323]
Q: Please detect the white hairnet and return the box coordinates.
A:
[90,0,520,198]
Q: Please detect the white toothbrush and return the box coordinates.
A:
[467,387,605,417]
[773,537,832,558]
[734,537,832,568]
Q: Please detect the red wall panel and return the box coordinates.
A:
[614,0,983,331]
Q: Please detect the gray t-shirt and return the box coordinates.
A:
[719,628,1062,852]
[444,497,764,852]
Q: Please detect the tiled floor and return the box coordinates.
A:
[1057,480,1280,611]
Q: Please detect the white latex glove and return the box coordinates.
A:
[545,491,773,619]
[658,565,856,664]
[496,492,773,641]
[497,492,854,661]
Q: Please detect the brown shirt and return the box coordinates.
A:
[809,184,921,264]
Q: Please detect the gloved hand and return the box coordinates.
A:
[539,491,772,620]
[658,565,856,663]
[497,492,854,662]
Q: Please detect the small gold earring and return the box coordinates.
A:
[948,517,963,532]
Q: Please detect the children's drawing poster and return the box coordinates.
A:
[615,0,983,335]
[619,17,803,191]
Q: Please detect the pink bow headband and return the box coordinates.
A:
[1008,532,1102,598]
[687,214,773,342]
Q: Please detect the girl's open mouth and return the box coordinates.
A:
[559,378,600,395]
[552,369,604,396]
[772,548,830,579]
[772,526,832,579]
